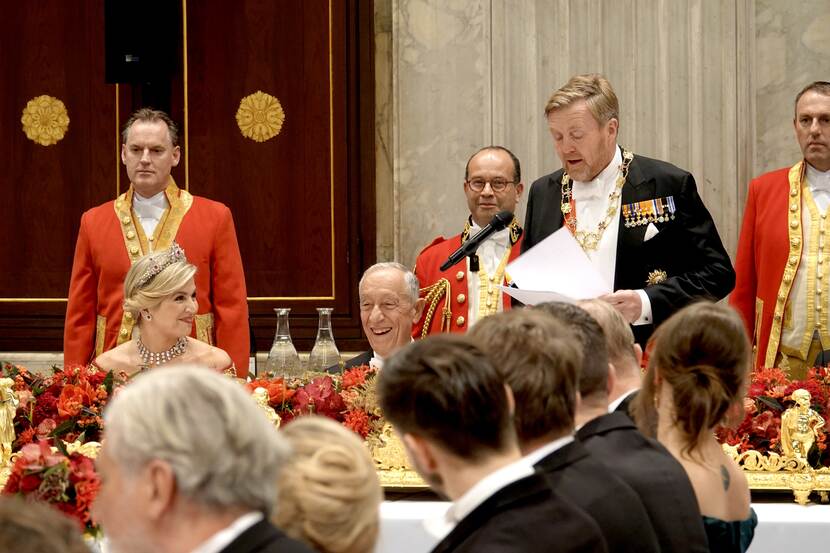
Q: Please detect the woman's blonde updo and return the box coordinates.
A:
[122,244,197,320]
[634,302,751,454]
[274,416,382,553]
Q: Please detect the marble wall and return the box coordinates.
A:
[755,0,830,175]
[376,0,830,268]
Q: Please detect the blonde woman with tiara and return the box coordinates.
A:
[93,243,235,376]
[634,302,756,553]
[274,416,382,553]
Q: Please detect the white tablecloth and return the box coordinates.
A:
[374,501,830,553]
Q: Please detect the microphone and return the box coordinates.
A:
[440,210,514,271]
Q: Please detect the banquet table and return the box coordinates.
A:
[374,500,830,553]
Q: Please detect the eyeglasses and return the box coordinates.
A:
[466,178,516,192]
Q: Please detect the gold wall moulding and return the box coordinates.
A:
[235,91,285,143]
[21,95,70,146]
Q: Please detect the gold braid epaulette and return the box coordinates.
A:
[419,278,452,338]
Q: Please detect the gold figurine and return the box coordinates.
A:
[0,378,18,468]
[781,389,826,460]
[253,387,282,429]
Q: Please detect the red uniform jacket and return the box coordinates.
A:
[413,233,523,338]
[731,163,804,369]
[64,182,250,375]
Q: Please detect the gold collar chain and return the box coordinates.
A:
[561,149,634,252]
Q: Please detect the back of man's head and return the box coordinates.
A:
[378,335,515,461]
[534,302,609,401]
[0,497,88,553]
[578,299,639,378]
[104,366,290,514]
[468,308,581,443]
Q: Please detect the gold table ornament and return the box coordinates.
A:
[235,90,285,143]
[21,95,70,146]
[367,423,425,488]
[724,388,830,505]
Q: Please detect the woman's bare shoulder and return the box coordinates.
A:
[186,338,233,369]
[93,343,138,373]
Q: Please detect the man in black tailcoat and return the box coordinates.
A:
[542,300,709,553]
[470,309,659,553]
[522,73,734,345]
[378,335,606,553]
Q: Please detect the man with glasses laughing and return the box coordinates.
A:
[413,146,524,337]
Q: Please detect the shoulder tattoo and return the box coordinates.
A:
[720,464,730,491]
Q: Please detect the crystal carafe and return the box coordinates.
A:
[265,308,303,379]
[307,307,341,372]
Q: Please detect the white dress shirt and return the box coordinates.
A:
[466,222,511,327]
[572,146,652,325]
[607,387,639,413]
[189,512,263,553]
[519,435,575,467]
[132,189,169,241]
[807,163,830,212]
[423,455,534,541]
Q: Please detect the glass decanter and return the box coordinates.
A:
[265,308,303,379]
[307,307,341,372]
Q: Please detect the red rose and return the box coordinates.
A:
[57,383,94,419]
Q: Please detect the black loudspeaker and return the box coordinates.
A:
[105,0,180,84]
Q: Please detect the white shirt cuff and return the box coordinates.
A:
[633,289,652,326]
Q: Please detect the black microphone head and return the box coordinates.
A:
[491,210,513,230]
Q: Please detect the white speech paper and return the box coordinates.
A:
[503,227,612,305]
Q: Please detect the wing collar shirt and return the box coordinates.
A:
[132,189,169,240]
[189,511,263,553]
[369,339,413,369]
[423,455,534,541]
[466,222,511,327]
[572,146,652,325]
[807,163,830,212]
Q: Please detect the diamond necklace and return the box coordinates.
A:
[137,336,188,367]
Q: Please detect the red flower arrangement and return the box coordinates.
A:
[717,366,830,466]
[246,365,382,438]
[2,363,119,450]
[2,441,100,533]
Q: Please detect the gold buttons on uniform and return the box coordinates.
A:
[126,230,135,239]
[456,316,465,327]
[130,246,139,255]
[790,203,798,212]
[456,271,465,281]
[124,312,133,320]
[122,216,131,225]
[457,293,466,304]
[791,219,799,229]
[789,256,798,265]
[791,188,798,197]
[120,328,129,336]
[792,237,801,246]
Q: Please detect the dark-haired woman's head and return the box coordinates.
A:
[634,302,750,455]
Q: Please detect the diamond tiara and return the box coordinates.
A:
[135,242,187,288]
